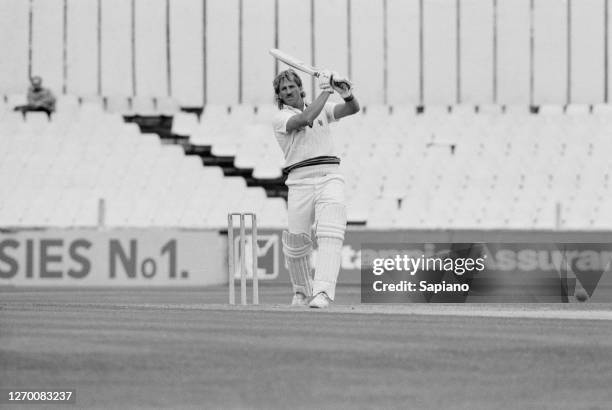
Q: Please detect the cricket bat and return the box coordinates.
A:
[269,48,352,88]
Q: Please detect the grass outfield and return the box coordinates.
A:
[1,286,612,409]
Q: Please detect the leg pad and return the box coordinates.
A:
[313,204,347,300]
[282,231,313,297]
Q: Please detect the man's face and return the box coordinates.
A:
[31,77,42,90]
[278,78,303,109]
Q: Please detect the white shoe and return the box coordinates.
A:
[291,292,309,307]
[308,292,332,309]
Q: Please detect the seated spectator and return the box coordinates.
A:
[13,76,56,119]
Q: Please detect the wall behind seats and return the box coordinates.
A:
[31,0,64,94]
[243,0,275,105]
[67,0,98,96]
[387,0,419,105]
[497,0,530,105]
[0,0,610,107]
[0,0,29,94]
[100,0,132,97]
[570,0,605,104]
[461,0,494,104]
[134,0,168,98]
[169,0,203,106]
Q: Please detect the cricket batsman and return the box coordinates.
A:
[272,68,360,308]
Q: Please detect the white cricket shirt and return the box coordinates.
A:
[272,102,338,168]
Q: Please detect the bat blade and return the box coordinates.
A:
[269,48,353,90]
[269,48,320,77]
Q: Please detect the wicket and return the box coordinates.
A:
[227,212,259,305]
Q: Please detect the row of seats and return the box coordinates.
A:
[2,99,610,230]
[5,92,612,120]
[1,94,181,116]
[173,102,612,179]
[180,102,612,230]
[0,111,288,228]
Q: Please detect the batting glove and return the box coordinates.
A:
[331,72,353,99]
[318,69,334,94]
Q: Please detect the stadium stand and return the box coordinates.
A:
[336,103,610,229]
[1,97,610,230]
[0,99,288,229]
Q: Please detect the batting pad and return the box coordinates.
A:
[282,231,314,297]
[313,203,347,300]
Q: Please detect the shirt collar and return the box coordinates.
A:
[283,101,309,112]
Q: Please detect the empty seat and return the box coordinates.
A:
[391,104,417,118]
[252,163,282,179]
[79,101,105,120]
[230,104,255,122]
[131,96,156,115]
[451,104,476,116]
[157,97,180,115]
[364,105,390,119]
[210,139,239,156]
[422,105,450,117]
[592,104,612,116]
[172,112,199,136]
[503,105,530,116]
[80,94,104,105]
[478,104,503,115]
[203,104,230,119]
[56,94,80,115]
[538,104,564,116]
[565,104,591,116]
[106,95,131,114]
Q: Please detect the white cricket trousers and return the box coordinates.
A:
[286,172,345,235]
[285,165,346,299]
